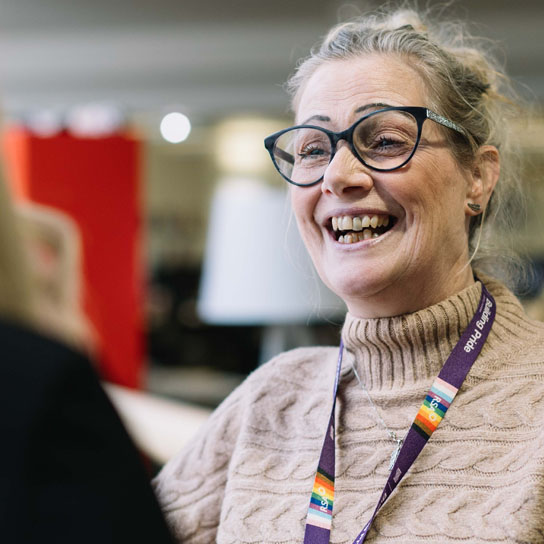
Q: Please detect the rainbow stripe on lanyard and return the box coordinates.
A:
[303,283,495,544]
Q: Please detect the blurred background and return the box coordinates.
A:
[1,0,543,462]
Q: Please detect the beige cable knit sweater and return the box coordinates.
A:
[154,276,544,543]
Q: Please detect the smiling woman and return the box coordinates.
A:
[287,54,490,318]
[154,5,544,544]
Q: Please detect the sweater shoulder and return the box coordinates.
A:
[155,346,338,470]
[478,275,544,369]
[153,345,339,543]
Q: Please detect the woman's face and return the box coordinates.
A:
[291,54,479,317]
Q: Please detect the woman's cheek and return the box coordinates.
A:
[290,187,318,229]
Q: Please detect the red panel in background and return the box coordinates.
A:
[3,127,145,389]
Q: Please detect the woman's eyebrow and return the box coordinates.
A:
[299,114,331,125]
[299,103,394,125]
[354,102,393,114]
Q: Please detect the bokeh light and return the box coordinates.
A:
[160,112,191,143]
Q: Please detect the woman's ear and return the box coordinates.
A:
[465,145,500,216]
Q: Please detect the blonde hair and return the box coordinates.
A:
[287,3,526,288]
[0,167,36,325]
[16,202,96,352]
[0,167,94,351]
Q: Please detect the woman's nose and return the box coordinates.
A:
[321,144,374,198]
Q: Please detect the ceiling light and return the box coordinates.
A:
[160,112,191,143]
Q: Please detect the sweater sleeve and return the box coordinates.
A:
[152,379,247,544]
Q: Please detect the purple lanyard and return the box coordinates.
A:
[303,284,496,544]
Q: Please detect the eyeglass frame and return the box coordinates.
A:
[264,106,469,187]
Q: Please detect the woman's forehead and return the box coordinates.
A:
[295,55,430,125]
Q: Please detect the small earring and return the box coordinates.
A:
[467,202,481,213]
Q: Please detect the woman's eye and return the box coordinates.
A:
[363,133,413,157]
[373,135,404,149]
[298,144,326,158]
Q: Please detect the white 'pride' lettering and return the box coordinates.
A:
[464,297,492,353]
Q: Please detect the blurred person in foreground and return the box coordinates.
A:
[0,169,174,543]
[154,4,544,544]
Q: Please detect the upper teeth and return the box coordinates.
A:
[332,214,389,232]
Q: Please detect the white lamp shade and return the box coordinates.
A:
[198,178,345,324]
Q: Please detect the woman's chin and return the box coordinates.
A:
[322,267,397,309]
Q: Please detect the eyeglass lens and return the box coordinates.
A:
[273,109,420,185]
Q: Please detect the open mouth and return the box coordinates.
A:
[329,214,396,244]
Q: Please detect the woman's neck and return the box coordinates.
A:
[345,263,475,319]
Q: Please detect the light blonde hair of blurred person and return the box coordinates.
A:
[16,201,96,354]
[0,165,94,352]
[0,166,36,327]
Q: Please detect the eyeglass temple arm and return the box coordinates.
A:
[426,109,467,137]
[273,147,294,165]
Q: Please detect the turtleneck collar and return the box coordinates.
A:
[341,279,484,391]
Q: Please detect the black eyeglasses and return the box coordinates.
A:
[264,106,468,187]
